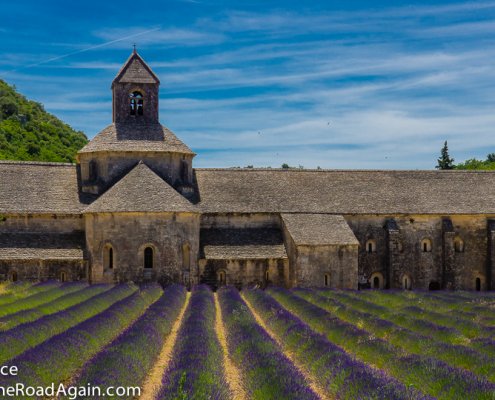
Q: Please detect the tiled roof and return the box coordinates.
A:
[78,123,194,154]
[282,213,359,246]
[112,51,159,85]
[0,161,89,214]
[200,228,288,259]
[194,168,495,215]
[0,232,85,260]
[84,161,198,214]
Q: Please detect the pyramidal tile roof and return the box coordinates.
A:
[84,161,198,214]
[112,50,159,85]
[78,122,194,154]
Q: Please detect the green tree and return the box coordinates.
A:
[436,141,455,170]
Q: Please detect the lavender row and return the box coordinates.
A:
[0,283,136,364]
[269,287,495,399]
[0,285,163,389]
[352,290,495,338]
[0,284,111,331]
[0,281,61,309]
[75,284,187,398]
[0,282,85,318]
[243,289,427,400]
[0,281,38,305]
[297,289,495,383]
[218,286,318,400]
[159,285,231,400]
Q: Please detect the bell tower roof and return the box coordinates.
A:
[112,49,160,88]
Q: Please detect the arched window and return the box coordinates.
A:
[421,238,432,253]
[366,239,376,254]
[10,271,17,282]
[129,91,144,116]
[370,272,384,289]
[476,277,481,291]
[265,270,269,282]
[402,274,412,290]
[218,270,226,285]
[60,271,67,282]
[324,273,330,287]
[454,237,464,253]
[103,245,114,270]
[182,243,190,270]
[144,247,153,269]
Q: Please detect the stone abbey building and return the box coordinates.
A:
[0,50,494,291]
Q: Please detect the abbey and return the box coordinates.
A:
[0,50,494,291]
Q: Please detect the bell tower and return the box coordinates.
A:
[111,49,160,124]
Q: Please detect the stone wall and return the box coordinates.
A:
[199,258,288,288]
[200,213,280,229]
[345,214,492,290]
[0,260,86,282]
[113,82,159,124]
[85,212,199,285]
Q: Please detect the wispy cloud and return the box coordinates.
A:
[92,27,226,48]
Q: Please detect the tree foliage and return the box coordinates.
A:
[436,140,455,170]
[0,79,88,162]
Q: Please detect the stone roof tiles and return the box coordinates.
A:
[112,50,159,85]
[84,161,198,214]
[282,213,359,246]
[0,232,85,260]
[0,161,88,214]
[200,228,288,259]
[78,123,194,155]
[194,168,495,215]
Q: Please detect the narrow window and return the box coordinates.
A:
[324,274,330,287]
[218,270,226,285]
[265,270,269,281]
[10,271,17,282]
[402,275,411,290]
[366,239,376,254]
[454,238,464,253]
[108,247,113,269]
[144,247,153,269]
[373,276,380,289]
[421,239,432,253]
[103,245,114,270]
[130,91,143,116]
[60,271,67,282]
[476,277,481,291]
[182,243,190,269]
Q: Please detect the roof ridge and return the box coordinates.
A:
[193,167,495,173]
[0,160,75,167]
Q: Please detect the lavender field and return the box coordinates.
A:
[0,281,494,399]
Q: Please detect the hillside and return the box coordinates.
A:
[0,79,88,163]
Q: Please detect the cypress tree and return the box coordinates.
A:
[436,140,455,170]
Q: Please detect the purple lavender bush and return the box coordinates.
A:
[218,286,318,400]
[159,285,231,400]
[75,284,186,398]
[0,285,162,388]
[243,288,429,400]
[0,283,136,364]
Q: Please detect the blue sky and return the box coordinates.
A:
[1,0,495,168]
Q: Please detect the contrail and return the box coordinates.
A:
[0,26,161,77]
